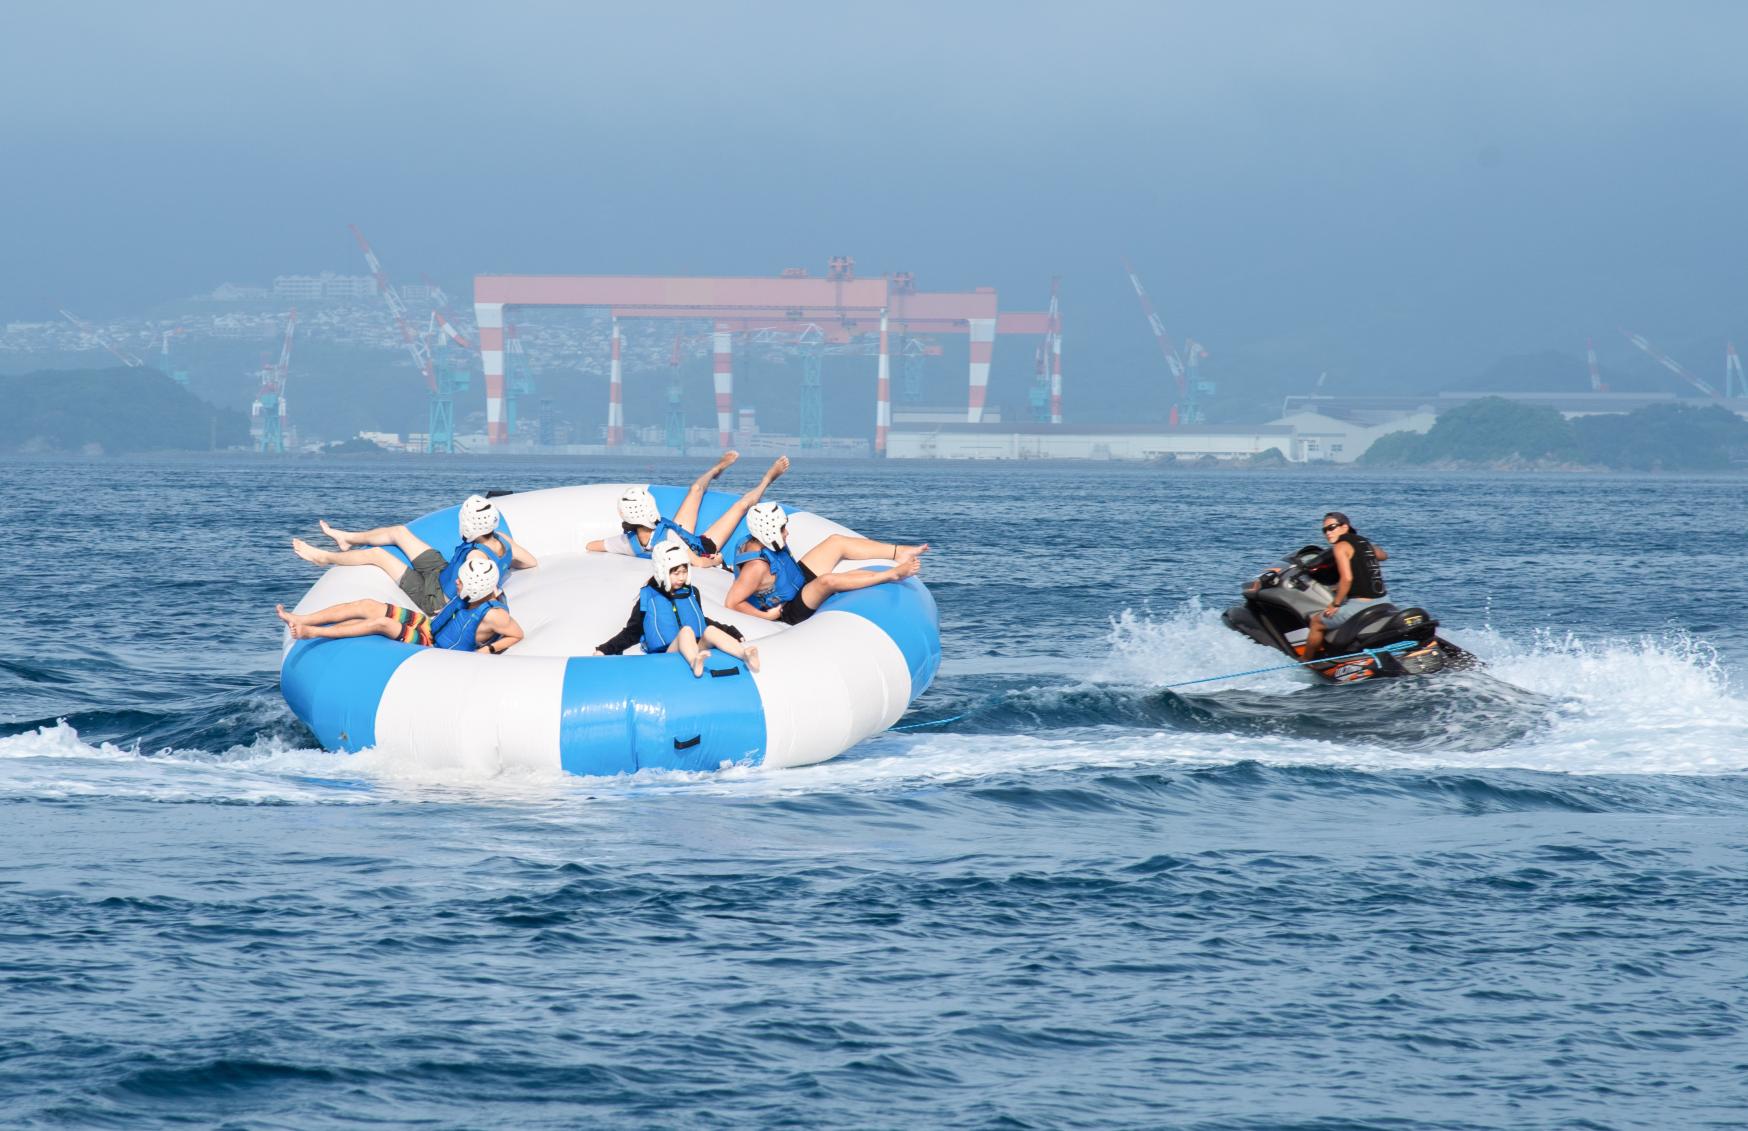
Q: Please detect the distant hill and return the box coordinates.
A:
[0,367,249,454]
[1362,395,1748,470]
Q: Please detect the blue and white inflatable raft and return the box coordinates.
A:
[280,483,941,776]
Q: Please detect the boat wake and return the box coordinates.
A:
[2,602,1744,804]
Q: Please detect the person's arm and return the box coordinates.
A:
[594,602,645,656]
[1324,543,1355,616]
[725,561,785,621]
[477,609,525,654]
[506,536,539,570]
[585,538,607,553]
[1374,546,1388,562]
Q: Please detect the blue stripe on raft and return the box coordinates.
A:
[280,636,419,752]
[647,484,754,558]
[556,653,767,776]
[824,569,942,698]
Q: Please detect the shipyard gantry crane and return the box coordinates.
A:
[1726,343,1746,398]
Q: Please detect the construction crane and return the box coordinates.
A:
[1121,258,1190,426]
[503,320,539,442]
[252,308,298,453]
[351,225,456,447]
[1586,338,1607,392]
[1727,343,1746,398]
[158,327,190,387]
[59,309,144,368]
[1184,339,1212,419]
[424,309,474,453]
[1619,329,1722,399]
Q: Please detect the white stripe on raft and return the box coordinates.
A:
[375,650,569,774]
[750,609,913,769]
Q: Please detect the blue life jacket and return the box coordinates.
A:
[439,535,513,597]
[735,545,807,611]
[632,517,706,559]
[638,583,707,654]
[429,595,507,651]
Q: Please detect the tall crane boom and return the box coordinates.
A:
[274,308,298,389]
[1727,342,1745,398]
[349,224,436,392]
[59,309,144,367]
[1121,257,1187,395]
[1619,329,1721,399]
[1585,337,1606,392]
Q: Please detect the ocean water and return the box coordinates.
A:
[3,455,1747,1130]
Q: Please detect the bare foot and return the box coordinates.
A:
[762,454,789,484]
[691,649,709,678]
[743,645,760,674]
[276,606,309,639]
[711,451,740,479]
[894,542,930,566]
[890,558,922,581]
[291,538,330,566]
[319,519,354,551]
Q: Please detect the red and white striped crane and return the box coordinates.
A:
[1619,329,1721,399]
[349,224,437,392]
[1122,257,1187,425]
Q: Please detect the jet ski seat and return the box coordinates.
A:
[1323,602,1403,653]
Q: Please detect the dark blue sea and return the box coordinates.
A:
[4,456,1746,1130]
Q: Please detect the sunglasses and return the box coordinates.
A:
[1322,523,1344,532]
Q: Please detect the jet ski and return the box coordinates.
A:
[1221,545,1477,682]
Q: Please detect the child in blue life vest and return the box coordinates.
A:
[724,502,926,627]
[276,555,524,654]
[293,494,537,616]
[593,537,761,678]
[586,452,788,568]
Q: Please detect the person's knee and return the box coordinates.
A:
[675,626,698,645]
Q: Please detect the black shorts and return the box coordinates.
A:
[775,563,819,625]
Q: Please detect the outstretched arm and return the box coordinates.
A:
[594,603,645,655]
[1374,546,1389,561]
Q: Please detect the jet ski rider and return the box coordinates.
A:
[1302,511,1390,659]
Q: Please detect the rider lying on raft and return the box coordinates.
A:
[586,452,788,568]
[725,502,926,625]
[276,556,524,654]
[593,537,760,678]
[291,494,537,616]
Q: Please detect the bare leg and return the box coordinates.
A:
[700,455,789,553]
[315,522,433,561]
[276,600,397,642]
[1304,613,1329,658]
[670,626,710,677]
[798,532,929,577]
[673,450,739,533]
[701,625,759,673]
[292,539,415,588]
[797,556,920,611]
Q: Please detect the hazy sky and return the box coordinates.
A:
[5,0,1748,398]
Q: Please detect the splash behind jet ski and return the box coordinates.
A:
[1221,546,1476,682]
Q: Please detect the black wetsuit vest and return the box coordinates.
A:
[1338,532,1387,599]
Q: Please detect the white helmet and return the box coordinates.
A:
[650,535,692,592]
[455,554,499,602]
[619,486,661,528]
[747,501,788,550]
[459,494,500,541]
